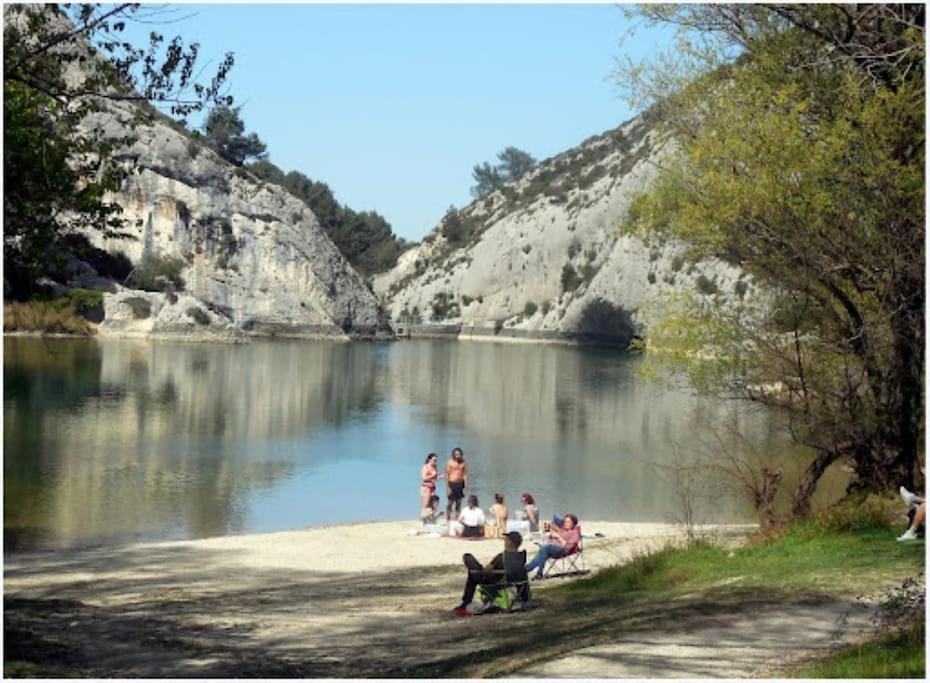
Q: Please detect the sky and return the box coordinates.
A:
[120,3,676,241]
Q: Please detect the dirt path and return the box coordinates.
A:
[4,520,876,678]
[511,599,877,678]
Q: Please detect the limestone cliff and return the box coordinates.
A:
[77,105,386,341]
[375,114,751,345]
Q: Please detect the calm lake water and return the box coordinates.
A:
[4,336,837,552]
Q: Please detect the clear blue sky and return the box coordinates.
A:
[123,4,674,241]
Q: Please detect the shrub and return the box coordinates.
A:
[567,239,582,259]
[430,292,460,320]
[462,294,473,307]
[541,301,551,315]
[524,301,538,317]
[695,273,718,295]
[186,307,211,326]
[734,280,749,298]
[815,494,895,533]
[129,255,186,292]
[671,255,685,272]
[647,271,657,284]
[580,263,599,284]
[3,299,94,334]
[585,248,598,262]
[522,244,532,255]
[561,263,583,293]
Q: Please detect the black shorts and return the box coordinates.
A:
[462,524,484,538]
[449,481,465,502]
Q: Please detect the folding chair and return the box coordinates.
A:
[477,549,531,611]
[543,529,586,578]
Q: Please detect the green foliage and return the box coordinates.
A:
[541,301,551,315]
[620,4,925,503]
[788,631,925,679]
[471,146,537,198]
[813,494,896,534]
[694,274,717,295]
[203,106,266,166]
[186,307,210,326]
[128,254,186,292]
[523,301,538,317]
[248,159,409,276]
[561,263,583,293]
[430,292,460,320]
[3,4,235,298]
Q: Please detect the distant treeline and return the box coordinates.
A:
[247,159,411,277]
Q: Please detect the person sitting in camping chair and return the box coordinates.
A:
[454,531,529,616]
[525,513,580,580]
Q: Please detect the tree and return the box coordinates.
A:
[470,146,537,198]
[3,4,235,298]
[470,161,504,198]
[203,106,267,166]
[496,146,537,183]
[620,4,924,513]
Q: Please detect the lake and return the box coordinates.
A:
[4,336,835,552]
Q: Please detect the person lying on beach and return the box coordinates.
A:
[445,447,468,522]
[490,493,508,530]
[454,531,524,616]
[515,493,539,531]
[898,486,926,541]
[525,513,580,580]
[421,453,443,510]
[421,494,441,526]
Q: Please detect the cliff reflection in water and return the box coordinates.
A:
[5,337,793,552]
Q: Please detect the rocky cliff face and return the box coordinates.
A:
[76,106,385,342]
[375,115,750,345]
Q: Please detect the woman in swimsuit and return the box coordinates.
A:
[421,453,442,510]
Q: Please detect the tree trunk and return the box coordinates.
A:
[758,466,783,529]
[791,449,841,518]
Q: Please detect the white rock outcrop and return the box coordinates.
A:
[375,115,751,345]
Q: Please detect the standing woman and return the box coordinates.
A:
[518,493,539,532]
[421,453,443,510]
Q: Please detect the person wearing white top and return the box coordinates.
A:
[454,495,486,538]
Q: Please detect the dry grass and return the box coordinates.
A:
[4,300,95,335]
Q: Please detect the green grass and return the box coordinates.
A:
[789,631,925,678]
[567,510,923,602]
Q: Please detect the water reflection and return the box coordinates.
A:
[4,337,835,552]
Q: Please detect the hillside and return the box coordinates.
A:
[375,114,750,345]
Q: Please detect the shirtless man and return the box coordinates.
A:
[445,447,468,523]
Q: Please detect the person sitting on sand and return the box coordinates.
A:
[898,486,926,541]
[454,531,524,616]
[515,493,539,531]
[445,447,468,522]
[453,495,486,538]
[489,493,508,530]
[421,494,441,526]
[524,513,580,580]
[421,453,443,510]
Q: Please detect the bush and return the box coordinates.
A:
[734,280,749,298]
[430,292,460,320]
[814,494,896,533]
[524,301,538,317]
[671,255,685,272]
[541,301,551,315]
[695,273,718,295]
[522,244,532,254]
[461,294,473,307]
[186,307,211,326]
[647,271,657,284]
[561,263,583,293]
[129,255,186,292]
[567,239,582,259]
[3,299,94,334]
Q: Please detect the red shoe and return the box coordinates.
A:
[453,607,473,617]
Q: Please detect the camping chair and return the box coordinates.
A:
[543,529,586,578]
[477,549,531,611]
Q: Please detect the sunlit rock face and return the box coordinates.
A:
[375,115,749,345]
[77,105,385,341]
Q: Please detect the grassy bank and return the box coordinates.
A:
[789,630,925,678]
[4,290,102,335]
[432,496,924,678]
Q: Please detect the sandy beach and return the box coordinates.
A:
[4,519,755,677]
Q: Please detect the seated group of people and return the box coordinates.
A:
[453,512,581,616]
[421,491,541,536]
